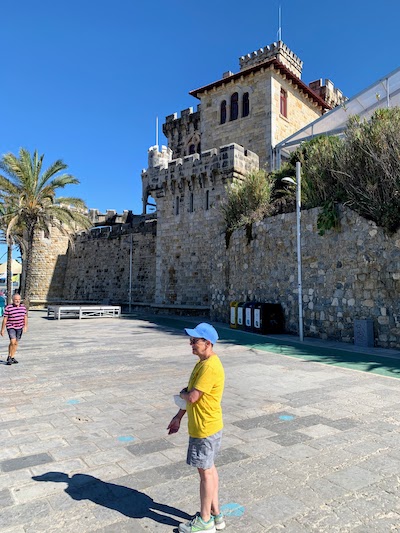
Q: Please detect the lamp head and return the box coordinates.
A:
[282,177,296,185]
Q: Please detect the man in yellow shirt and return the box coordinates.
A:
[168,323,225,533]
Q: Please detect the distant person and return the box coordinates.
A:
[167,323,226,533]
[1,293,28,365]
[0,291,5,317]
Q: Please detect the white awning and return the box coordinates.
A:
[274,66,400,165]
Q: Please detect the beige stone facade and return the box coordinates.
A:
[30,39,400,351]
[210,206,400,349]
[142,144,259,306]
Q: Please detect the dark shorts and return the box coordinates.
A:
[7,328,23,341]
[186,430,222,469]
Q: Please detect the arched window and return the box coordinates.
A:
[280,88,288,117]
[189,144,196,155]
[220,100,227,124]
[242,92,249,117]
[230,93,239,121]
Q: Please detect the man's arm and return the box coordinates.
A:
[1,315,7,337]
[180,388,203,404]
[167,408,186,434]
[23,312,28,333]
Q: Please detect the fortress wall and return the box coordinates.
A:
[61,220,157,305]
[210,206,400,349]
[29,226,71,304]
[142,144,260,306]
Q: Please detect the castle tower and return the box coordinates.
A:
[189,40,330,170]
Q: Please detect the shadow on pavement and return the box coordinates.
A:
[121,313,400,379]
[32,472,190,527]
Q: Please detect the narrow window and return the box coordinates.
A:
[220,100,227,124]
[175,196,180,215]
[242,92,249,117]
[197,143,201,154]
[280,88,287,117]
[190,193,194,213]
[205,190,210,210]
[188,144,196,155]
[230,93,239,121]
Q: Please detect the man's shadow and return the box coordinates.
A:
[33,472,191,527]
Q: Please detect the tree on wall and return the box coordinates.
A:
[271,107,400,234]
[221,169,274,245]
[0,148,91,308]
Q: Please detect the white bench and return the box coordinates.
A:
[47,305,121,320]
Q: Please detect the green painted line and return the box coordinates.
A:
[122,313,400,380]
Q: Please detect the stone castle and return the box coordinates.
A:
[29,41,400,349]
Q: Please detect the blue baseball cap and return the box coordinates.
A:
[185,323,219,344]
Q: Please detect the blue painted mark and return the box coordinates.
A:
[220,503,245,517]
[279,415,294,421]
[117,436,135,442]
[66,399,80,405]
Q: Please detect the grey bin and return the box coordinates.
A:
[354,319,374,347]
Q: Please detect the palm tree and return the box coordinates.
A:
[0,148,90,308]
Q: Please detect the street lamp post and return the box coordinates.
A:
[283,161,304,342]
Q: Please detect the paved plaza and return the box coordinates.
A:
[2,311,400,532]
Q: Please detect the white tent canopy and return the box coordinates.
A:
[273,66,400,167]
[0,259,22,275]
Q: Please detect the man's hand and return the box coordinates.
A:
[23,327,27,333]
[167,415,181,435]
[0,329,4,337]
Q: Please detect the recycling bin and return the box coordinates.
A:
[254,303,285,334]
[230,301,239,329]
[237,302,245,329]
[244,302,256,332]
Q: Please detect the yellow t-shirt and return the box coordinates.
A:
[186,354,225,438]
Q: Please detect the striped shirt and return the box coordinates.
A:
[4,304,27,329]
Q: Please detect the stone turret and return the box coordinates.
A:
[239,40,303,78]
[162,106,201,160]
[309,79,347,108]
[147,145,172,169]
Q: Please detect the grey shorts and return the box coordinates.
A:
[186,430,222,469]
[7,328,23,341]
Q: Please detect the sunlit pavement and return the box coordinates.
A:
[1,310,400,532]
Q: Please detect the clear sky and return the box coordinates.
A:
[1,0,400,230]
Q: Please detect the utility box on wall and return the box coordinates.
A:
[354,319,374,348]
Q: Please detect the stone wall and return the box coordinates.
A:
[29,226,71,304]
[199,68,322,170]
[142,143,259,306]
[271,74,323,146]
[210,206,400,349]
[62,219,156,305]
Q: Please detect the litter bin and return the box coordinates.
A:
[237,302,245,329]
[244,302,256,332]
[254,303,285,334]
[230,301,239,329]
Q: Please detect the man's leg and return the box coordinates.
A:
[210,465,220,516]
[198,465,218,523]
[9,339,18,359]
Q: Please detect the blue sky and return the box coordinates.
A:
[1,0,400,238]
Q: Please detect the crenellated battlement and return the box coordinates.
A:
[165,105,201,124]
[309,78,347,108]
[239,40,303,78]
[142,143,259,198]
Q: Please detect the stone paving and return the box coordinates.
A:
[1,311,400,532]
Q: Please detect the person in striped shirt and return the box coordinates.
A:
[1,294,28,365]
